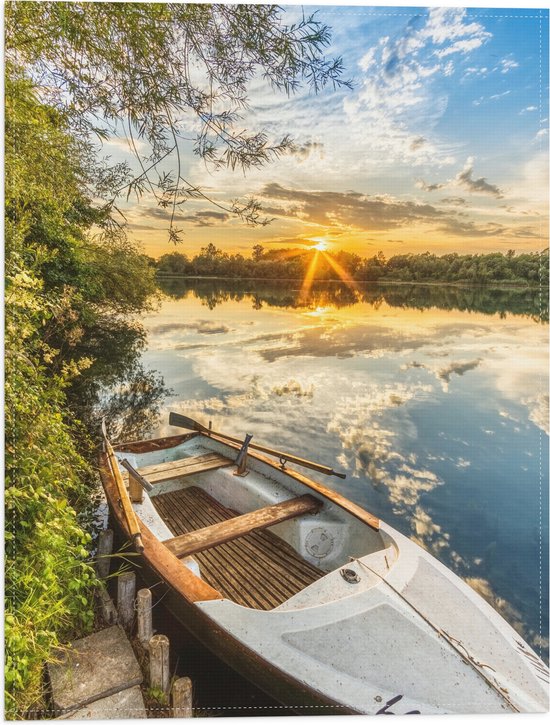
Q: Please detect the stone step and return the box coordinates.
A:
[57,686,147,720]
[48,625,143,715]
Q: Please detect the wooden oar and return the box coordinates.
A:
[101,421,144,552]
[168,412,347,479]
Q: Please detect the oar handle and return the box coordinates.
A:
[332,470,347,479]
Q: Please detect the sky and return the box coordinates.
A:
[101,3,549,259]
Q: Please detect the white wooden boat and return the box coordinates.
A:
[99,415,549,714]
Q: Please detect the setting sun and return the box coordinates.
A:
[309,237,330,251]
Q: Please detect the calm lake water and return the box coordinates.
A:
[137,279,548,664]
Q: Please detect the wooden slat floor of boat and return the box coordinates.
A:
[152,486,325,610]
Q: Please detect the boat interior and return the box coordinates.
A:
[115,434,396,610]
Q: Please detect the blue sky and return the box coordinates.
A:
[104,3,549,257]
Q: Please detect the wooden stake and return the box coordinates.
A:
[137,588,153,648]
[128,473,143,503]
[95,529,113,579]
[171,677,193,718]
[149,634,170,696]
[117,571,136,630]
[97,584,118,626]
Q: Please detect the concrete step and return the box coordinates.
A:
[48,626,143,716]
[56,685,147,720]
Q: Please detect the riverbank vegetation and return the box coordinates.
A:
[5,2,351,716]
[4,68,158,718]
[156,245,549,287]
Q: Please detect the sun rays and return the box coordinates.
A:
[268,236,359,303]
[322,253,360,292]
[299,243,359,303]
[299,249,321,300]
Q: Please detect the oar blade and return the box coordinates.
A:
[169,412,204,431]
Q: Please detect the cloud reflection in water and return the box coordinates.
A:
[140,283,548,660]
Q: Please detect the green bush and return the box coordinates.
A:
[4,68,155,718]
[4,264,97,718]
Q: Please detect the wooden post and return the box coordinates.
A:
[117,571,136,630]
[97,584,118,625]
[95,529,113,579]
[137,588,153,648]
[171,677,193,718]
[128,473,143,503]
[149,634,170,696]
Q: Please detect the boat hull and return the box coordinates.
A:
[101,456,357,714]
[140,568,356,715]
[99,432,549,715]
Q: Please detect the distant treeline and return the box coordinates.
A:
[154,244,549,286]
[157,277,548,322]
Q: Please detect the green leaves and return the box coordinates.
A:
[4,73,100,718]
[4,325,99,716]
[5,67,168,715]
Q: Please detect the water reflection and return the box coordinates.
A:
[141,280,548,662]
[65,315,169,442]
[158,277,548,321]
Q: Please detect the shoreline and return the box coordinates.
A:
[154,274,542,290]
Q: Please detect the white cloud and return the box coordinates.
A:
[524,394,549,435]
[464,66,489,78]
[507,150,549,212]
[500,58,519,74]
[344,7,491,168]
[473,90,511,107]
[421,7,490,48]
[435,37,486,58]
[326,382,434,490]
[483,328,549,436]
[417,157,504,199]
[165,6,505,218]
[489,90,511,101]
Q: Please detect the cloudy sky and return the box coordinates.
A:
[104,3,549,258]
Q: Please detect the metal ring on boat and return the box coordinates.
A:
[340,568,361,584]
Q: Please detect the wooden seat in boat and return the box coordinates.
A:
[152,487,325,609]
[121,452,233,485]
[164,494,322,558]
